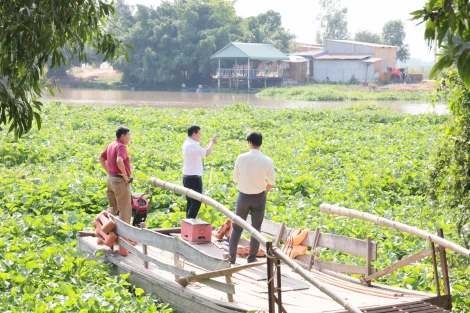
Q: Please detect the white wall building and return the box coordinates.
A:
[324,40,396,72]
[288,40,397,83]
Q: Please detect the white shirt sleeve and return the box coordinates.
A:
[187,144,207,157]
[233,157,240,183]
[267,159,275,186]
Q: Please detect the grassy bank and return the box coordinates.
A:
[0,103,468,312]
[257,84,436,101]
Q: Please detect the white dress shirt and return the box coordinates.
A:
[233,149,275,194]
[182,137,206,176]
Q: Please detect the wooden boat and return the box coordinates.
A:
[77,178,468,313]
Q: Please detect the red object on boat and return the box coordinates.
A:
[181,219,212,243]
[391,68,401,76]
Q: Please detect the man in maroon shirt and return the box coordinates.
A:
[99,126,132,224]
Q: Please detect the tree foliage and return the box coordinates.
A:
[354,30,382,44]
[382,20,410,63]
[238,11,296,53]
[413,0,470,243]
[315,0,349,44]
[411,0,470,85]
[0,0,129,136]
[113,1,295,87]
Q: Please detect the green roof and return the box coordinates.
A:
[210,43,289,61]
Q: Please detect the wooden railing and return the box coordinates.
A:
[109,215,266,301]
[217,68,280,78]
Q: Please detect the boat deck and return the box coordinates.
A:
[78,233,447,313]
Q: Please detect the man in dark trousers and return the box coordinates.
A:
[99,126,132,224]
[182,125,217,219]
[229,132,275,264]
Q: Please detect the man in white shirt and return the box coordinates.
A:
[182,125,216,218]
[229,132,275,264]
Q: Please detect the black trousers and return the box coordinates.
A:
[182,175,203,219]
[228,191,266,264]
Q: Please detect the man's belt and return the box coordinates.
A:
[109,174,124,178]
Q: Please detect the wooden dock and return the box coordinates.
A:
[77,231,450,313]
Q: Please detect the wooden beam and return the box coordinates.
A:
[140,223,148,269]
[274,223,285,247]
[297,257,376,275]
[116,237,194,278]
[308,228,320,271]
[437,229,451,299]
[320,203,470,259]
[223,253,234,302]
[198,278,235,295]
[78,231,96,237]
[111,215,229,271]
[150,227,181,234]
[248,216,377,260]
[177,260,267,287]
[362,247,438,283]
[430,241,440,296]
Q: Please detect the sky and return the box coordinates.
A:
[123,0,434,62]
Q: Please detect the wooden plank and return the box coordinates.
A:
[430,241,440,296]
[199,279,235,295]
[116,237,194,278]
[176,238,229,271]
[248,216,377,260]
[77,236,240,313]
[362,302,430,312]
[316,259,374,275]
[223,253,234,302]
[112,215,176,251]
[151,227,181,234]
[437,229,451,300]
[177,260,267,287]
[363,248,434,283]
[315,233,377,260]
[111,216,229,271]
[78,231,96,237]
[296,256,373,275]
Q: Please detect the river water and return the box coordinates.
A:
[41,88,448,115]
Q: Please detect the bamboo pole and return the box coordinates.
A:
[149,178,362,313]
[319,203,470,259]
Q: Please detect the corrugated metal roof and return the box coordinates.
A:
[326,39,396,48]
[210,43,289,60]
[363,58,382,63]
[315,54,371,60]
[288,50,326,58]
[284,55,309,63]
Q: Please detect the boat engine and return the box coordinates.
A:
[131,193,151,227]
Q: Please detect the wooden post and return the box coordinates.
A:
[264,61,267,88]
[266,241,275,313]
[235,59,239,92]
[276,258,283,313]
[437,229,450,297]
[430,240,440,296]
[247,58,251,91]
[280,61,284,86]
[218,58,221,92]
[140,223,148,269]
[173,237,183,281]
[308,228,321,271]
[223,253,234,302]
[365,237,372,286]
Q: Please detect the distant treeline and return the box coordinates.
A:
[106,1,296,88]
